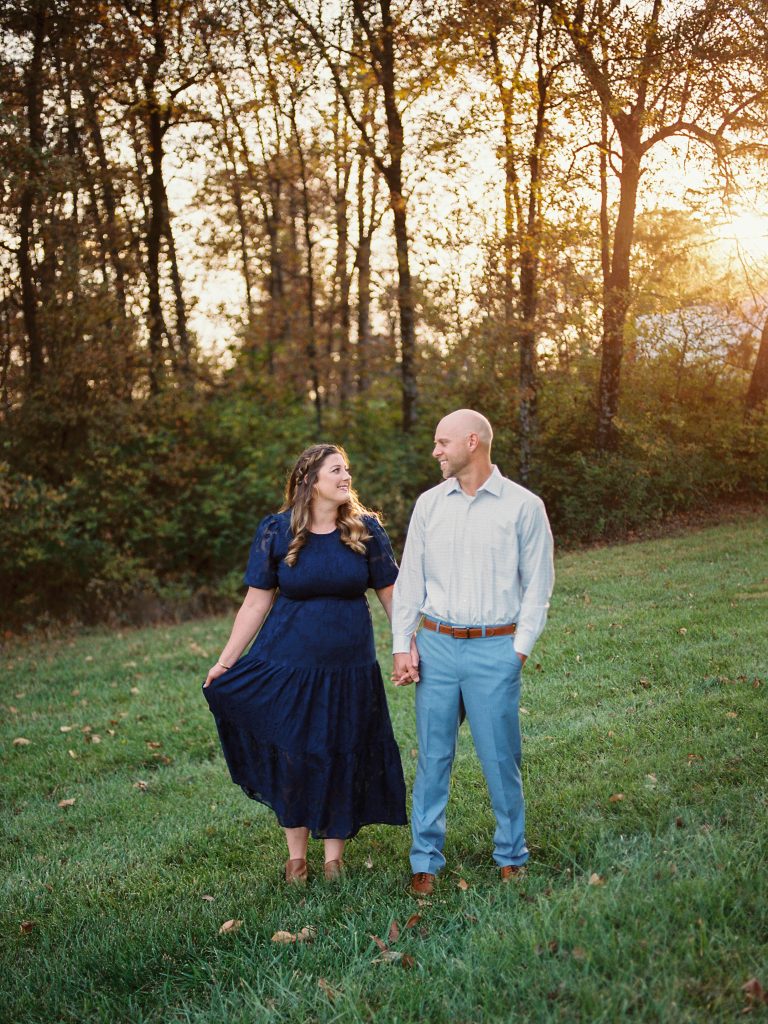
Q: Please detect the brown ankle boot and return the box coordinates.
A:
[323,859,345,881]
[284,858,308,884]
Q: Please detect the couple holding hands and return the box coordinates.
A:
[203,409,554,894]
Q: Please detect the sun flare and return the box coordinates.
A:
[713,211,768,262]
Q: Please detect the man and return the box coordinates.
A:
[392,409,554,895]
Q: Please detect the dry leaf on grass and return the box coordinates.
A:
[388,920,400,943]
[13,737,32,747]
[370,933,388,952]
[365,855,373,869]
[457,878,470,891]
[317,978,339,1001]
[571,946,587,961]
[68,750,78,759]
[742,978,768,1005]
[201,894,215,902]
[129,687,140,695]
[20,920,35,934]
[59,726,73,733]
[146,741,162,749]
[609,793,625,803]
[404,913,422,930]
[133,780,148,791]
[58,798,76,808]
[588,873,605,886]
[219,919,242,934]
[271,926,316,944]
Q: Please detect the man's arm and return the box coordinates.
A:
[514,497,555,658]
[391,499,427,683]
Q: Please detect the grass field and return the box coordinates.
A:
[3,515,768,1023]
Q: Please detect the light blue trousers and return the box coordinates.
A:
[409,627,528,874]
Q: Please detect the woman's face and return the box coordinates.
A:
[312,452,351,507]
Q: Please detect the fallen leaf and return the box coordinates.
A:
[133,780,148,791]
[457,878,470,891]
[85,656,93,662]
[571,946,587,961]
[388,920,400,943]
[146,741,162,749]
[588,873,605,886]
[742,978,768,1005]
[68,749,78,759]
[130,687,140,695]
[370,933,389,952]
[410,748,418,758]
[14,736,33,747]
[675,816,685,828]
[88,735,101,744]
[401,954,415,969]
[219,919,242,934]
[404,913,422,930]
[678,627,687,635]
[365,855,374,869]
[59,726,74,733]
[271,930,295,943]
[725,711,738,718]
[520,706,530,715]
[201,894,215,902]
[639,678,651,689]
[58,798,76,808]
[317,978,338,1001]
[609,793,625,803]
[7,706,18,714]
[20,920,35,934]
[297,926,316,943]
[645,773,657,786]
[373,949,404,964]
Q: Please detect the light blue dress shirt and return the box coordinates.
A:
[392,466,555,657]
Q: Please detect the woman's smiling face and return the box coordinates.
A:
[312,452,351,506]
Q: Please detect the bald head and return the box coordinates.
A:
[432,409,494,486]
[436,409,493,450]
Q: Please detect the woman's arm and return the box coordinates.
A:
[374,584,395,624]
[204,586,276,687]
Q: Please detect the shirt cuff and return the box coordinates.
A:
[513,629,537,658]
[392,634,413,654]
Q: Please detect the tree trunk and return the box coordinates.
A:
[596,134,641,451]
[291,112,322,431]
[517,5,548,485]
[18,1,47,389]
[746,314,768,412]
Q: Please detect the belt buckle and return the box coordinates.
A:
[452,626,469,639]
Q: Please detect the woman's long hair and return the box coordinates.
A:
[281,444,379,566]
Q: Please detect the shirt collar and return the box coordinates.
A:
[447,465,503,496]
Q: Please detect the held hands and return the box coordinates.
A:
[391,636,420,686]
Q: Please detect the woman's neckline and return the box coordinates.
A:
[307,525,339,535]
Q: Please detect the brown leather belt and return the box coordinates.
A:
[422,617,516,639]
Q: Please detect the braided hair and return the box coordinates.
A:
[281,444,378,566]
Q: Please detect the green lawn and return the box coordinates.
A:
[2,516,767,1023]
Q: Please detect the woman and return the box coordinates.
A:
[203,444,407,883]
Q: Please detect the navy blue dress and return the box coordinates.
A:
[204,511,407,839]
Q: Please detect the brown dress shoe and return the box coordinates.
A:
[285,858,308,884]
[410,871,435,896]
[500,864,527,882]
[323,859,345,881]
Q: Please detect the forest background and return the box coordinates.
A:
[2,0,768,628]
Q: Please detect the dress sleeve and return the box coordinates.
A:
[365,516,399,589]
[243,514,280,589]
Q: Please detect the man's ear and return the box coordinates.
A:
[467,432,479,451]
